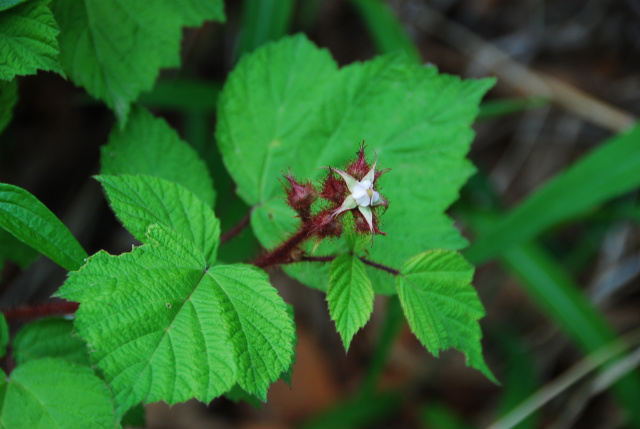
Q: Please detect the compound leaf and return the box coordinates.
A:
[396,250,495,382]
[0,359,116,429]
[217,34,492,294]
[97,174,220,264]
[12,317,90,367]
[0,183,87,271]
[0,0,63,81]
[51,0,225,122]
[56,225,294,416]
[101,107,215,207]
[327,253,374,351]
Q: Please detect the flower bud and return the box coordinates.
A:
[283,173,317,220]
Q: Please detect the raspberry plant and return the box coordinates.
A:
[0,1,496,427]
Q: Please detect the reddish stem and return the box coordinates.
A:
[253,225,312,268]
[220,210,252,244]
[2,301,78,321]
[300,255,401,276]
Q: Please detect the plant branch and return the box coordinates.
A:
[358,257,401,276]
[220,210,252,244]
[2,301,79,321]
[300,254,401,276]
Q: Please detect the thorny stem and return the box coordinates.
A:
[252,225,313,268]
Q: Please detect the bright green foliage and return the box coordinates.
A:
[100,107,215,206]
[0,359,116,429]
[51,0,225,122]
[396,250,495,381]
[0,0,63,81]
[217,34,493,294]
[97,175,220,264]
[0,183,87,271]
[57,224,295,415]
[0,314,7,358]
[12,317,90,366]
[0,79,17,133]
[327,254,374,351]
[467,122,640,263]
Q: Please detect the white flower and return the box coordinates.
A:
[330,153,387,234]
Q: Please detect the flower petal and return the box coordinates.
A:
[358,205,374,234]
[332,168,359,193]
[352,183,368,199]
[362,151,377,183]
[355,194,370,207]
[332,195,357,217]
[371,191,380,204]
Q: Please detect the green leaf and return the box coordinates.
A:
[0,359,116,429]
[0,0,63,80]
[97,174,220,265]
[0,79,17,133]
[217,34,492,294]
[100,107,215,206]
[327,254,374,351]
[56,225,294,415]
[0,227,39,268]
[0,314,8,359]
[52,0,225,122]
[395,250,495,381]
[467,123,640,264]
[0,0,28,12]
[12,317,90,366]
[0,183,87,271]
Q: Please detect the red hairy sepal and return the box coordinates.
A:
[345,142,371,181]
[320,169,347,206]
[311,209,343,239]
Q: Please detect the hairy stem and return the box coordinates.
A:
[253,225,313,268]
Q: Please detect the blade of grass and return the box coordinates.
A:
[462,207,640,427]
[234,0,294,62]
[348,0,421,62]
[477,97,549,120]
[486,329,640,429]
[421,404,474,429]
[466,123,640,264]
[493,330,540,429]
[358,296,404,398]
